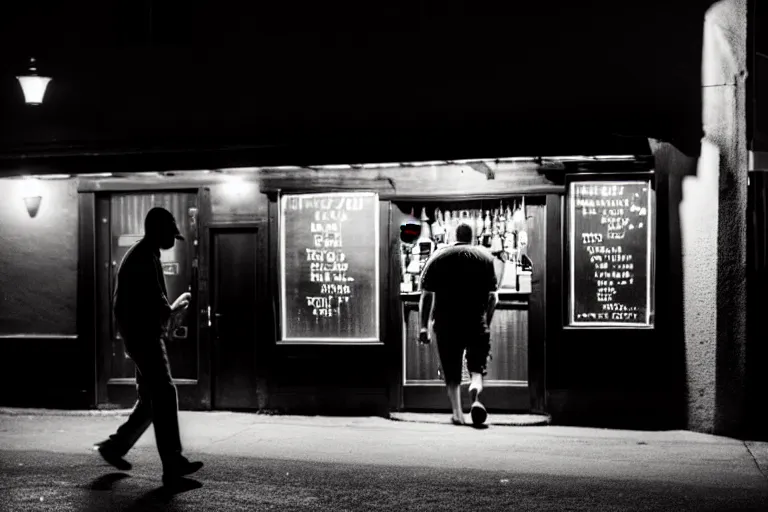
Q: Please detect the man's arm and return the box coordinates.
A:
[417,256,438,343]
[419,290,434,333]
[146,260,173,325]
[485,257,500,327]
[486,291,499,327]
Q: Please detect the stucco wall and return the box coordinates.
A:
[706,0,748,435]
[680,141,720,432]
[669,0,747,434]
[0,178,79,334]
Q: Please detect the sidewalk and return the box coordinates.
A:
[0,407,551,426]
[1,408,767,491]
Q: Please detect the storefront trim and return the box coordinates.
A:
[107,378,198,386]
[78,180,213,193]
[260,179,396,196]
[404,381,527,387]
[277,340,384,345]
[0,334,78,340]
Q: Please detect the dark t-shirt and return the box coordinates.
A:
[420,243,498,335]
[113,239,172,340]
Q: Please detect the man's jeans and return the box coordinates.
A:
[107,335,183,468]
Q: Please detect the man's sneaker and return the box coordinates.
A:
[94,442,132,471]
[469,387,488,426]
[470,401,488,425]
[162,458,204,485]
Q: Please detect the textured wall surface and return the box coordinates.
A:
[651,0,747,435]
[681,141,720,432]
[705,0,748,435]
[0,178,78,334]
[672,0,748,434]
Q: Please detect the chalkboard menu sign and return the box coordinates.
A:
[279,192,380,343]
[567,178,654,327]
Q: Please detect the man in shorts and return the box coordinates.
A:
[418,222,499,426]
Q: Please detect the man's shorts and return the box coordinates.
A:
[433,329,491,386]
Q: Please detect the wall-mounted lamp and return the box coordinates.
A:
[19,177,43,218]
[23,196,43,218]
[16,58,52,106]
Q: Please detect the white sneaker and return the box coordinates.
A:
[469,387,487,425]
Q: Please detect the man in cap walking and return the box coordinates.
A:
[94,207,203,485]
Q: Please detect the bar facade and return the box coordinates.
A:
[0,0,755,437]
[0,153,680,429]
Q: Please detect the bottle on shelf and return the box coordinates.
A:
[473,210,483,245]
[505,204,515,233]
[444,210,454,245]
[512,198,526,233]
[431,207,446,248]
[497,201,506,235]
[400,247,410,292]
[488,208,501,253]
[482,210,492,247]
[490,228,504,254]
[515,197,528,259]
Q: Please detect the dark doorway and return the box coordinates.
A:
[210,224,267,410]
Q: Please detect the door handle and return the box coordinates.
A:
[202,306,211,327]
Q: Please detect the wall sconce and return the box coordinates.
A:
[16,58,52,106]
[19,177,43,218]
[23,196,43,218]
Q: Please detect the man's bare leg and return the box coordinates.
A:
[469,372,487,425]
[446,384,465,424]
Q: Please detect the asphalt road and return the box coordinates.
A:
[1,448,766,512]
[0,412,767,511]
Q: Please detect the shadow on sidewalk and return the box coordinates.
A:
[88,472,130,490]
[84,472,202,512]
[122,478,203,512]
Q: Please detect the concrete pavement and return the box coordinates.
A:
[0,410,767,510]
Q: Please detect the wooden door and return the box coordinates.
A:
[210,225,267,410]
[95,191,204,409]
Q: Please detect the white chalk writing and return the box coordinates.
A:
[291,196,364,318]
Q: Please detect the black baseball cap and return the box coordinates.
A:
[145,207,185,240]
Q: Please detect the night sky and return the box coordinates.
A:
[0,1,718,161]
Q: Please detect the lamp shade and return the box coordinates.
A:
[23,196,42,218]
[16,75,52,105]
